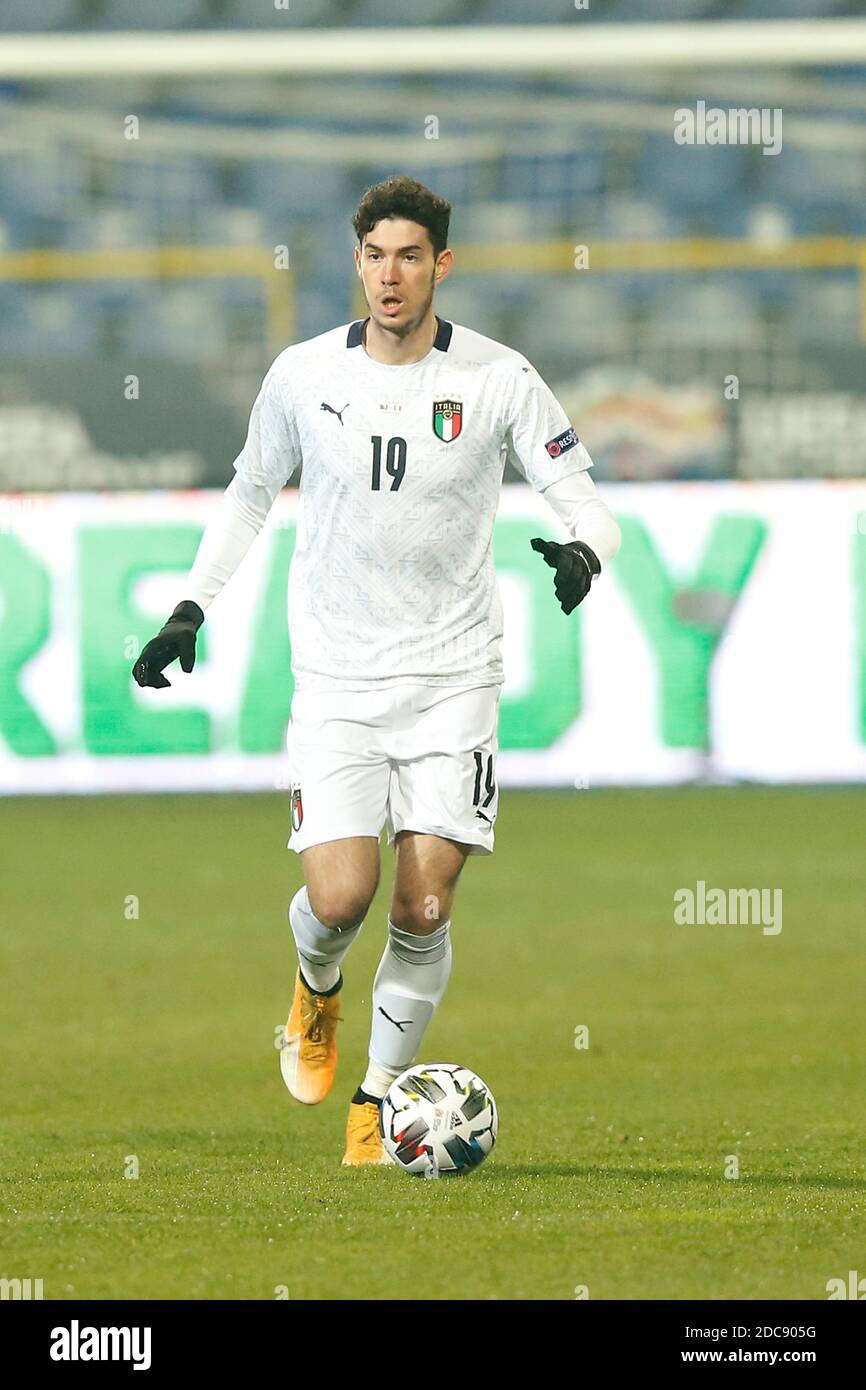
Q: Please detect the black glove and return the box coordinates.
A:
[530,538,601,615]
[132,600,204,689]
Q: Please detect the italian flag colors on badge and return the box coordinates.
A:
[433,399,462,442]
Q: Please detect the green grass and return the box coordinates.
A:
[1,788,864,1300]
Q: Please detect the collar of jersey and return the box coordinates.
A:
[346,315,453,365]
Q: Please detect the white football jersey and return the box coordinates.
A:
[233,316,594,691]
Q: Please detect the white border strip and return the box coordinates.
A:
[1,22,865,80]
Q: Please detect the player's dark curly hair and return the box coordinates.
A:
[352,176,451,259]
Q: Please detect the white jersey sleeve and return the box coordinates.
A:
[181,361,300,610]
[184,473,281,611]
[541,469,621,567]
[502,359,594,492]
[234,360,302,488]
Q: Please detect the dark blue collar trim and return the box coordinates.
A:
[346,316,453,352]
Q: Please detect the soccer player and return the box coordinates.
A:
[132,176,621,1166]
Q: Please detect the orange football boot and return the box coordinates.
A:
[279,970,342,1105]
[341,1100,392,1166]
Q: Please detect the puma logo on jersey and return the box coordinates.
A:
[320,401,349,425]
[378,1006,413,1032]
[475,810,492,825]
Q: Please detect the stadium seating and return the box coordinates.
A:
[759,146,865,208]
[602,0,719,18]
[0,0,79,29]
[786,274,859,346]
[737,0,841,16]
[1,0,864,28]
[207,0,348,27]
[93,0,206,29]
[17,285,100,354]
[0,0,862,452]
[348,0,467,24]
[642,282,765,346]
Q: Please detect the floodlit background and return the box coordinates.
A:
[1,1,865,789]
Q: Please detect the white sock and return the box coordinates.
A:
[359,1059,402,1102]
[367,917,452,1079]
[288,885,362,993]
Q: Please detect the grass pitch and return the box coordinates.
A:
[1,788,863,1301]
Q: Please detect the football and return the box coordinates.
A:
[380,1063,498,1178]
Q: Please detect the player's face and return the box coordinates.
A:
[356,218,448,337]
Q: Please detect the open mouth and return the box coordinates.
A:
[381,296,403,314]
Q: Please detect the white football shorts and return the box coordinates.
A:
[286,683,501,857]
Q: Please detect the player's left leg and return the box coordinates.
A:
[341,830,471,1166]
[340,682,500,1165]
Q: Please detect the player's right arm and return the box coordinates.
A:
[132,363,300,689]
